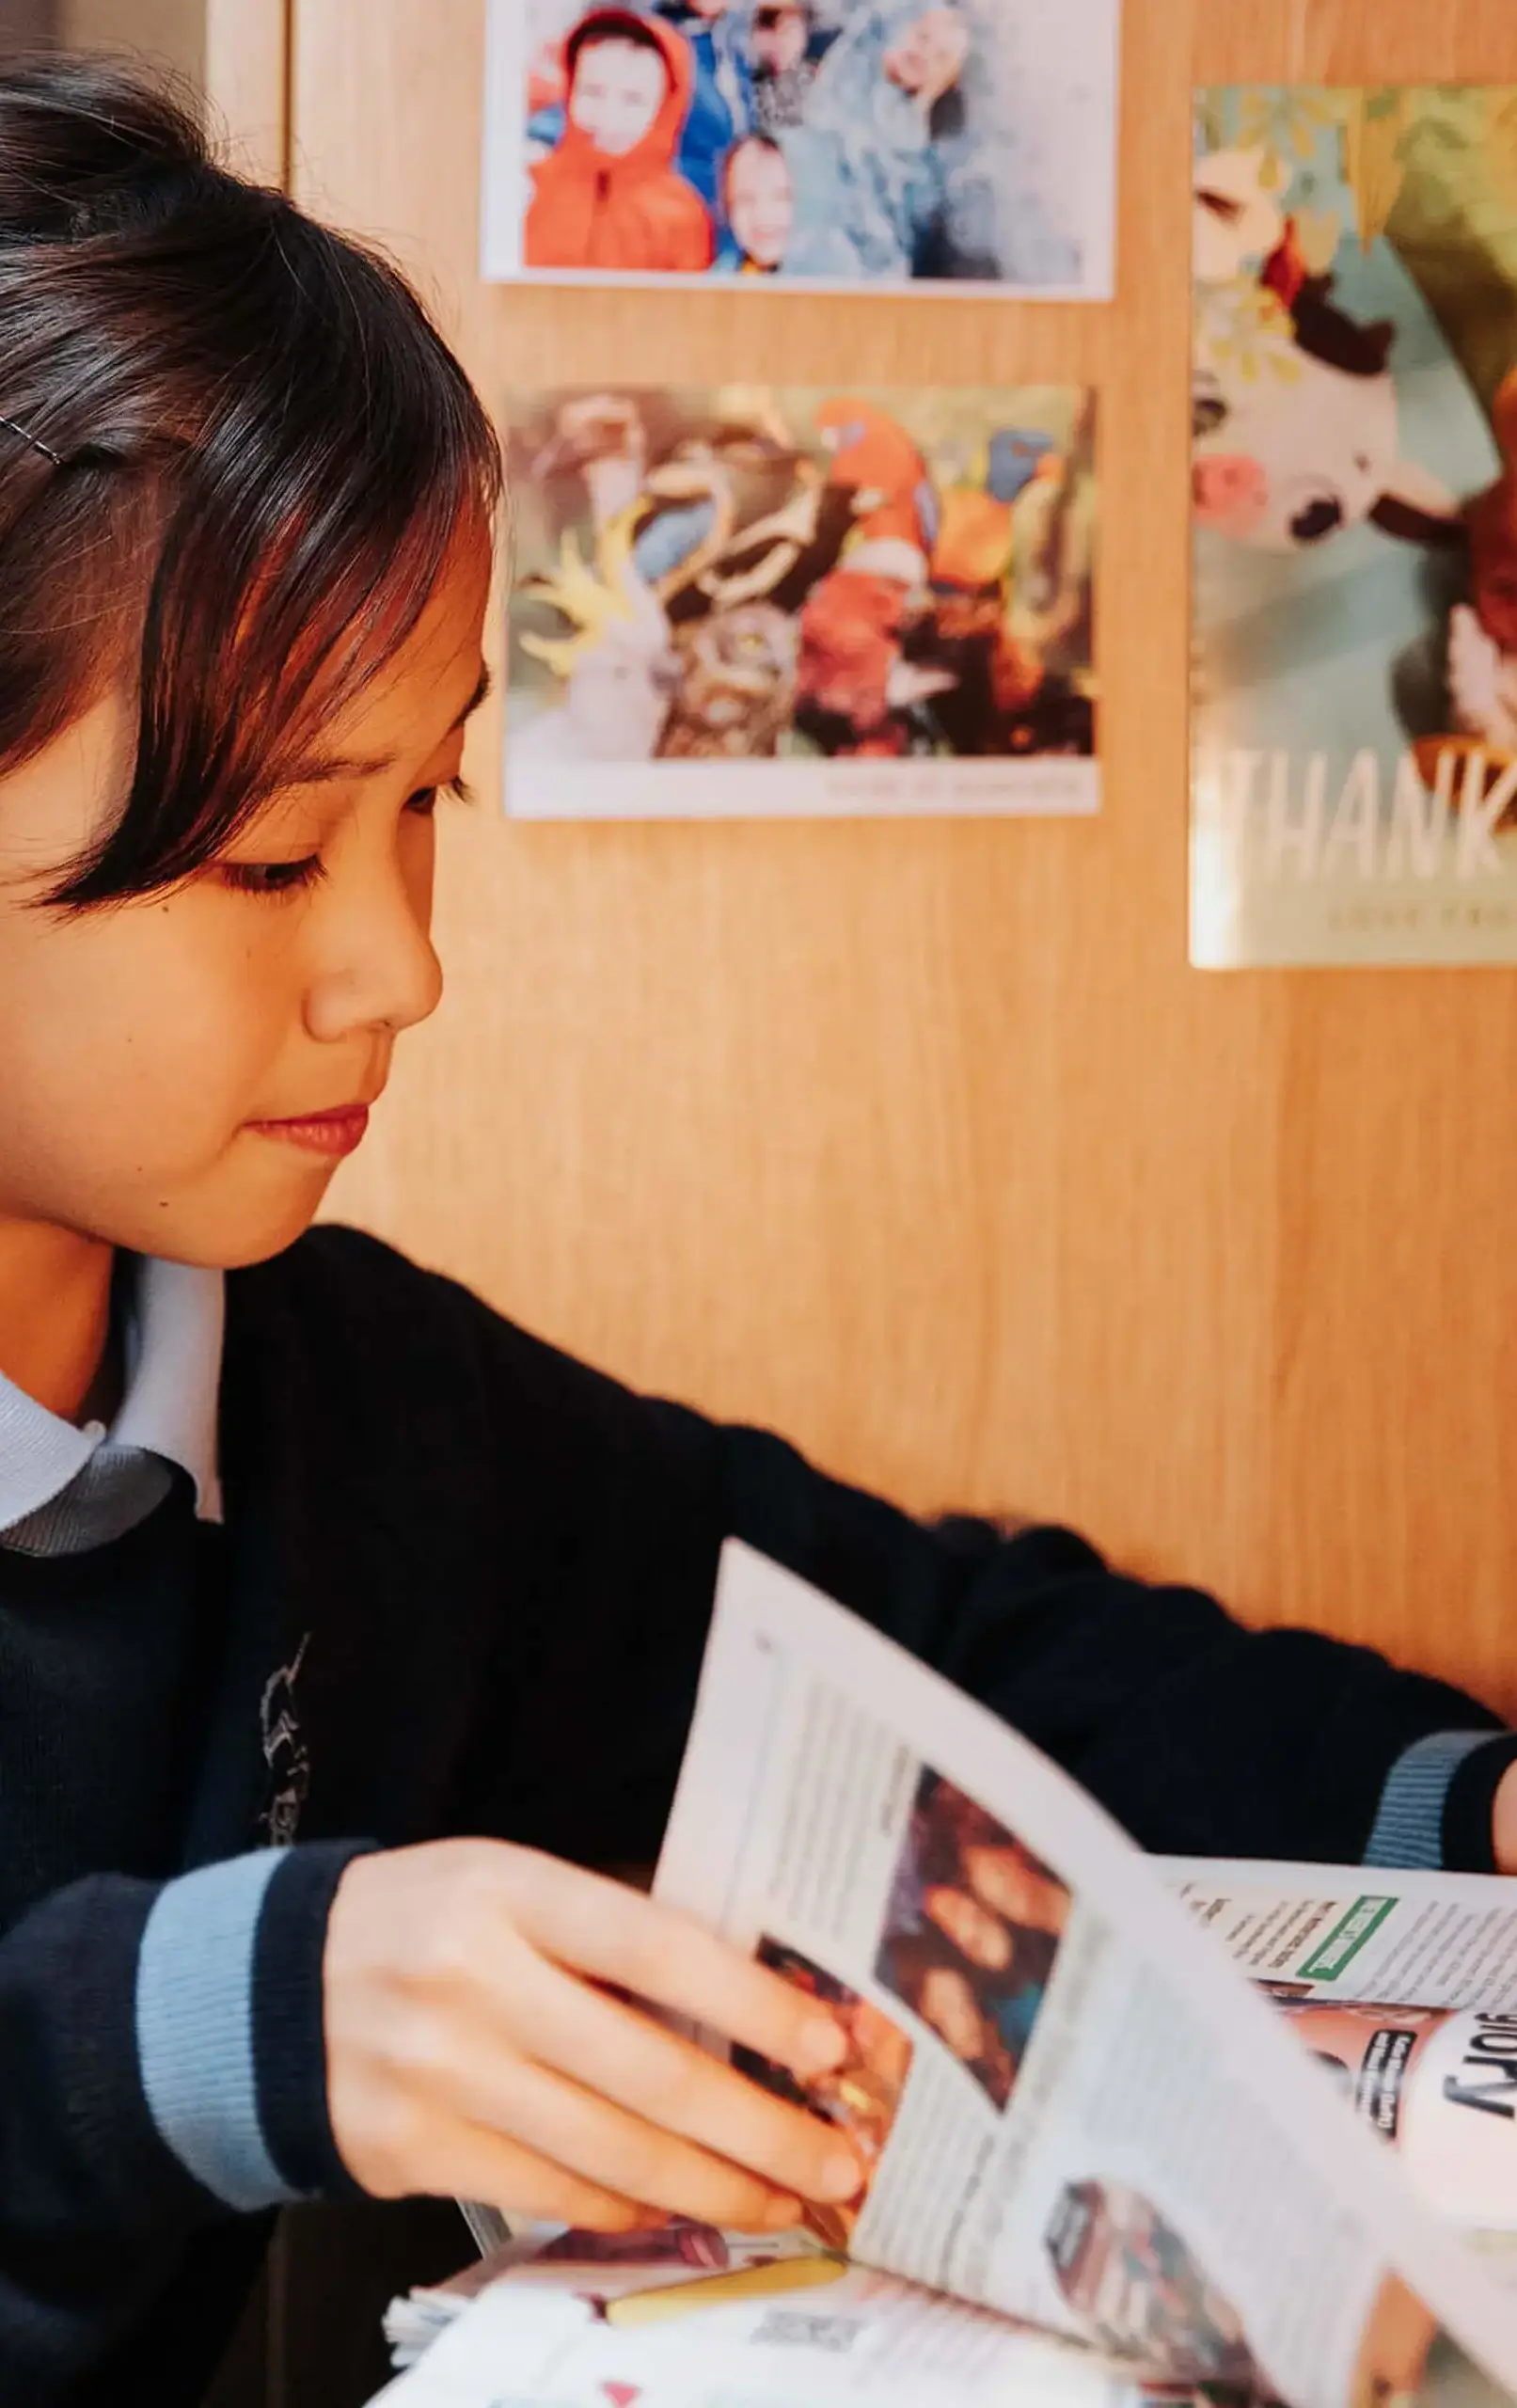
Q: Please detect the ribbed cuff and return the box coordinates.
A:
[1444,1735,1517,1875]
[252,1840,376,2198]
[1363,1732,1507,1872]
[135,1841,375,2211]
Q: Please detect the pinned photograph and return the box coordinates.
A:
[503,382,1098,818]
[1193,86,1517,965]
[483,1,1120,299]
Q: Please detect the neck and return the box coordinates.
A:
[0,1219,118,1423]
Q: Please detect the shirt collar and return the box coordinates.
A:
[0,1256,225,1539]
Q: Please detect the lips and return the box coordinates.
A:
[247,1105,371,1159]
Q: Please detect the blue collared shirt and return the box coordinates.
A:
[0,1257,224,1557]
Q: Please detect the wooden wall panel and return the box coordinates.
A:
[61,0,206,85]
[279,0,1517,1717]
[206,0,285,184]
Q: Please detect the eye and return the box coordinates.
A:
[1290,492,1345,544]
[407,774,474,816]
[1193,390,1228,438]
[219,855,324,898]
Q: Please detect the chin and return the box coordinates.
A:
[134,1174,338,1273]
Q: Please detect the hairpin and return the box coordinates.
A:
[0,413,63,467]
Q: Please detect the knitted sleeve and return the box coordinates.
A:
[0,1842,367,2396]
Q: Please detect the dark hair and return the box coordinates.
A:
[0,54,502,908]
[882,1927,1000,2030]
[881,1931,1015,2103]
[720,130,784,205]
[566,10,672,80]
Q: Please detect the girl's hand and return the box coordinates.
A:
[324,1841,865,2233]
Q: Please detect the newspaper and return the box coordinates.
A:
[372,1544,1517,2406]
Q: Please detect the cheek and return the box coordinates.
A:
[0,896,287,1202]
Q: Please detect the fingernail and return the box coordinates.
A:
[820,2149,862,2201]
[798,2018,847,2073]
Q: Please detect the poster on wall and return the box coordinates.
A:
[482,1,1120,300]
[1192,85,1517,967]
[501,383,1098,819]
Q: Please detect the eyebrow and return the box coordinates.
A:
[288,661,493,785]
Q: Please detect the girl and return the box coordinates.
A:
[0,53,1513,2405]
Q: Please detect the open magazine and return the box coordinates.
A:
[371,1544,1517,2407]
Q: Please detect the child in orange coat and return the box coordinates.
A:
[526,8,715,274]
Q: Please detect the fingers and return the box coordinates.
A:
[398,2119,656,2234]
[438,2044,808,2233]
[502,1953,861,2210]
[504,1853,849,2082]
[324,1843,868,2240]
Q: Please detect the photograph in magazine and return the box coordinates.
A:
[874,1768,1070,2111]
[482,0,1119,299]
[502,383,1098,817]
[719,1768,1076,2245]
[1192,85,1517,966]
[733,1941,913,2244]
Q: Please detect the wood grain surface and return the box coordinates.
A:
[206,0,285,183]
[268,0,1517,1713]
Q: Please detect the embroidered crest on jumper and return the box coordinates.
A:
[260,1632,311,1846]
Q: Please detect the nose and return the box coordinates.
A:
[303,847,444,1046]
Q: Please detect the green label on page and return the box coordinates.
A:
[1299,1896,1397,1982]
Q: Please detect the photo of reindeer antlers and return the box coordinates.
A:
[503,382,1099,819]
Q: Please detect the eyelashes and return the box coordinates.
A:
[217,775,474,901]
[218,854,327,898]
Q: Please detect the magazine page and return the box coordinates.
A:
[650,1543,1517,2407]
[1160,1861,1517,2236]
[482,1,1120,303]
[1190,85,1517,968]
[500,382,1098,821]
[1161,1861,1517,2013]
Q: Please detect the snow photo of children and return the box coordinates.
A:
[485,0,1119,297]
[503,382,1099,818]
